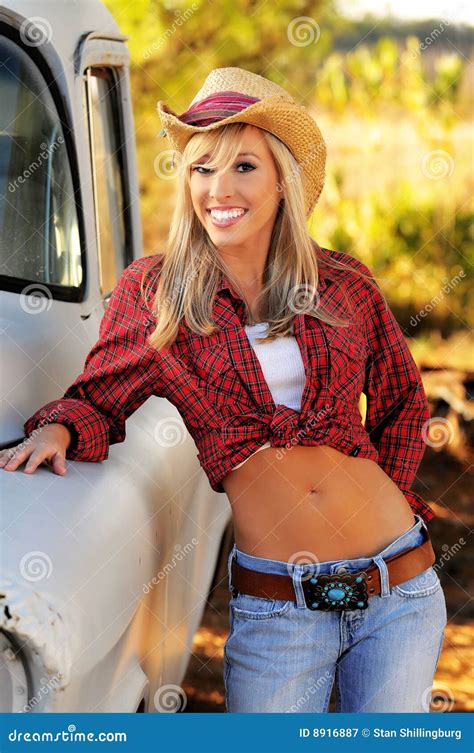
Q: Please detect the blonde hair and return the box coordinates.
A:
[142,122,380,351]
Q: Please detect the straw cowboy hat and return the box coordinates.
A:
[157,67,327,216]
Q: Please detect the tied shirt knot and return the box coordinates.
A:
[221,401,335,448]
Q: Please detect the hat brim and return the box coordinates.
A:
[157,96,326,216]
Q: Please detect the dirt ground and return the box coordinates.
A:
[181,445,473,713]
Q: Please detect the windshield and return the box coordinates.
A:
[0,35,82,287]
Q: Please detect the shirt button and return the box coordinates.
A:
[335,565,348,574]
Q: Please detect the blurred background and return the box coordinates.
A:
[105,0,473,712]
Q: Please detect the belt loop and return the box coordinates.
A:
[293,569,310,609]
[372,554,390,597]
[227,544,237,594]
[416,513,429,534]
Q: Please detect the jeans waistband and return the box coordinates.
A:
[228,514,428,579]
[228,514,430,607]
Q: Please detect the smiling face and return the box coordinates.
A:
[188,125,282,259]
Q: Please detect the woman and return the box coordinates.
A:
[2,67,446,713]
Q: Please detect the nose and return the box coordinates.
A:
[208,169,234,201]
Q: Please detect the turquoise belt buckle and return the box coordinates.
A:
[302,571,369,611]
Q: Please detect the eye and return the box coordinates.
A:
[191,161,256,175]
[236,162,256,172]
[191,165,212,174]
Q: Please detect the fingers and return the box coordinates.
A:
[50,451,67,476]
[0,446,31,471]
[0,445,67,475]
[24,449,53,474]
[22,450,42,473]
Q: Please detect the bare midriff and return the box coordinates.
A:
[221,444,417,562]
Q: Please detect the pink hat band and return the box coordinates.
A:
[178,91,260,127]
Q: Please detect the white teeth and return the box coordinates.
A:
[209,209,246,221]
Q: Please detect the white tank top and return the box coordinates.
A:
[231,321,306,471]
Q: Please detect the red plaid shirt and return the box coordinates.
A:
[24,247,434,522]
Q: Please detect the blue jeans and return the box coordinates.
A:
[224,514,447,713]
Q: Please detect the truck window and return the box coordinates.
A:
[0,36,81,287]
[85,67,129,298]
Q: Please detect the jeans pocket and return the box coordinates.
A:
[392,566,442,598]
[231,592,293,620]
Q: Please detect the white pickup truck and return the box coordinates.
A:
[0,0,232,713]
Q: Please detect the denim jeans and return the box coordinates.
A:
[224,514,447,713]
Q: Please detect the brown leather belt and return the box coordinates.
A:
[230,535,436,611]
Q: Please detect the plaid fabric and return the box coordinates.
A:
[23,247,434,522]
[178,91,260,126]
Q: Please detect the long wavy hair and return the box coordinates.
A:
[141,122,380,351]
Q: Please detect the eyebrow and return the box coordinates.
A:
[199,152,261,160]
